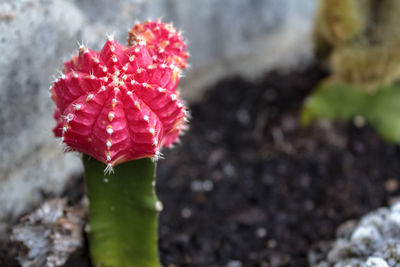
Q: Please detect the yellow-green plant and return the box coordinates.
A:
[302,0,400,142]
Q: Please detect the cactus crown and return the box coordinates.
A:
[50,20,189,171]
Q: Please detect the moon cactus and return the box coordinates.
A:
[50,20,189,267]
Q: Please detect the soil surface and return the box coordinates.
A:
[6,64,400,267]
[156,65,400,267]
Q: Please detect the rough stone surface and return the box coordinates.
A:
[10,198,87,267]
[73,0,316,102]
[0,0,85,236]
[0,0,316,236]
[309,201,400,267]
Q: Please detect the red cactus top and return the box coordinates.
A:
[50,21,189,171]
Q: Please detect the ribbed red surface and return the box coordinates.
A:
[51,21,188,167]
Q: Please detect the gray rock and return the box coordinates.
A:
[310,202,400,267]
[0,0,316,236]
[10,198,87,267]
[0,0,84,236]
[365,257,389,267]
[73,0,316,102]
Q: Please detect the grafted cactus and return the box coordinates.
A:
[50,20,189,267]
[302,0,400,143]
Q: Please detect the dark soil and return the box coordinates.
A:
[156,65,400,266]
[7,64,400,267]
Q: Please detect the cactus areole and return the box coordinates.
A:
[50,20,188,267]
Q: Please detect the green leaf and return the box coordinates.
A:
[301,79,400,143]
[83,155,160,267]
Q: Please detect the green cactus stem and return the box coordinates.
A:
[83,154,161,267]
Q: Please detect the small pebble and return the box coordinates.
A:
[226,260,242,267]
[236,109,250,125]
[351,225,381,243]
[353,115,366,128]
[385,179,399,193]
[181,208,192,219]
[256,227,267,238]
[202,180,214,192]
[223,163,235,177]
[190,180,203,192]
[365,257,389,267]
[267,239,277,249]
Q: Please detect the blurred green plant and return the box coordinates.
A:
[302,0,400,143]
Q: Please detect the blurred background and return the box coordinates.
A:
[0,0,315,236]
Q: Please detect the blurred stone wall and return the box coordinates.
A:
[0,0,316,236]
